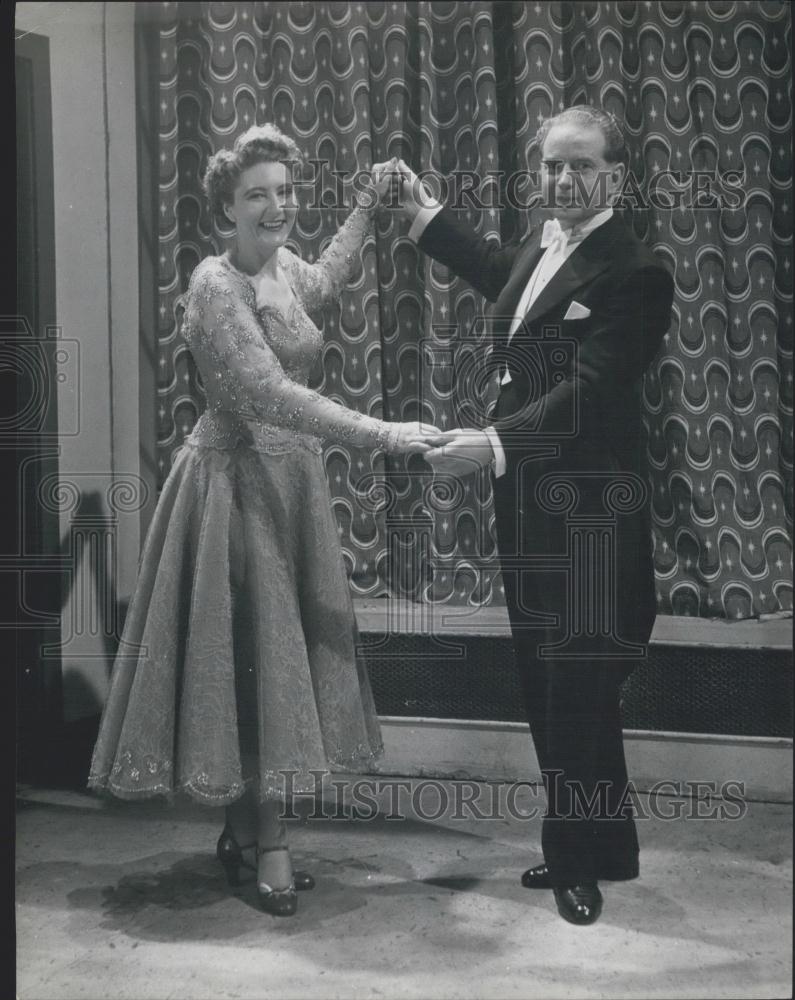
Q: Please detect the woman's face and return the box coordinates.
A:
[224,160,298,258]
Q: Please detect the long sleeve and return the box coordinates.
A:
[183,260,398,452]
[280,205,374,315]
[408,203,444,243]
[418,206,520,302]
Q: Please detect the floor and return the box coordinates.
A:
[15,778,793,1000]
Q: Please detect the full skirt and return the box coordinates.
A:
[88,440,383,805]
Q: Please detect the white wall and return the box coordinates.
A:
[16,2,141,720]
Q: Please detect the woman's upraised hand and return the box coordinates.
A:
[363,156,405,212]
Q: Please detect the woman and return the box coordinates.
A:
[88,125,439,916]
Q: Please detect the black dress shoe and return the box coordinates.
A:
[522,860,639,889]
[520,863,553,890]
[553,884,603,926]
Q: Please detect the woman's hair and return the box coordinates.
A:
[535,105,628,166]
[202,124,305,225]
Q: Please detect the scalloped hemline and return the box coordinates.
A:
[87,746,386,807]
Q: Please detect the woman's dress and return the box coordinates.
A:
[88,208,394,804]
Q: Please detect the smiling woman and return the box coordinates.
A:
[205,126,300,270]
[224,163,298,250]
[223,159,300,313]
[87,123,443,917]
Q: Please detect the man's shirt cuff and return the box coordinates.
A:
[483,426,507,478]
[408,203,444,243]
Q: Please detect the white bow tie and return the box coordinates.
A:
[540,218,575,250]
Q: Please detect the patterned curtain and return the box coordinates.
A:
[147,0,792,619]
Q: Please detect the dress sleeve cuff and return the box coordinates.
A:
[408,203,444,243]
[483,426,507,478]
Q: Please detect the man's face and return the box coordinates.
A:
[540,122,625,227]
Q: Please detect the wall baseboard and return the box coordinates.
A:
[372,716,794,803]
[354,599,793,649]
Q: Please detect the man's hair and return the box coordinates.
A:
[202,124,305,226]
[535,105,628,166]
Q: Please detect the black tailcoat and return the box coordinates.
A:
[420,208,675,884]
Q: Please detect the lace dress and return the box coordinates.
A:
[89,207,397,805]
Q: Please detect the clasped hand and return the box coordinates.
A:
[391,426,495,476]
[422,428,495,476]
[371,158,435,222]
[392,422,447,455]
[361,156,404,211]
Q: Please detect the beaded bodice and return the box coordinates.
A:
[179,206,396,455]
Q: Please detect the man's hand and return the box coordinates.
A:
[365,156,400,210]
[424,429,495,477]
[395,159,440,224]
[371,158,438,224]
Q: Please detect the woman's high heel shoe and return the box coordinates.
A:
[256,846,297,917]
[294,869,315,891]
[216,828,256,887]
[253,841,315,891]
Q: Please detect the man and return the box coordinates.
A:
[387,106,674,925]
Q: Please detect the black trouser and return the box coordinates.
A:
[512,628,640,886]
[493,473,641,886]
[494,464,651,886]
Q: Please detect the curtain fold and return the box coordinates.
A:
[144,0,792,619]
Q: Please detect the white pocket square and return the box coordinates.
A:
[564,300,591,320]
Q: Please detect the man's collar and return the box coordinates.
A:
[564,207,614,241]
[540,208,614,250]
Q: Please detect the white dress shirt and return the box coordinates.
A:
[409,202,614,477]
